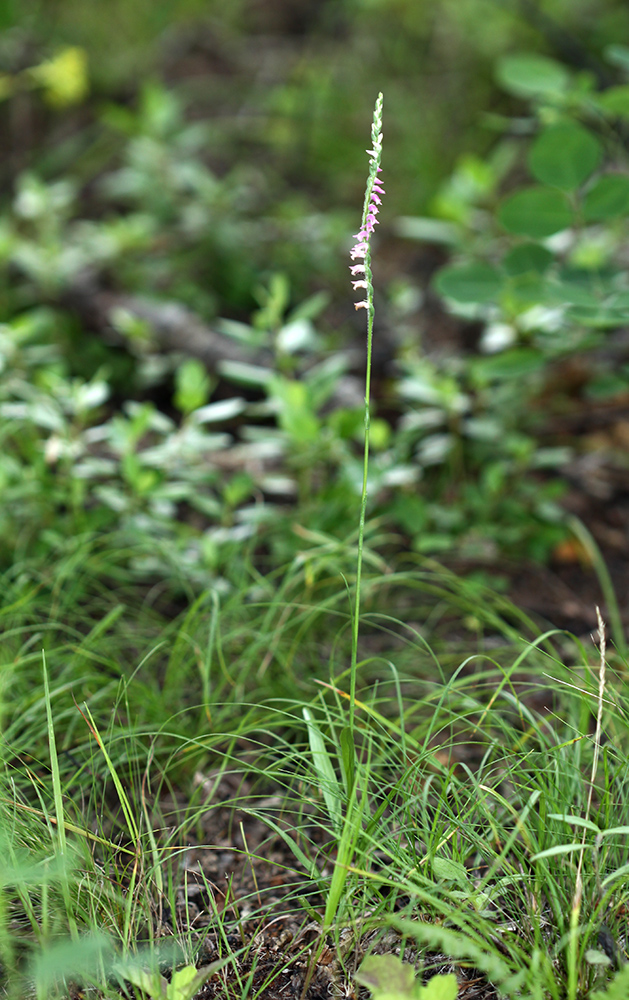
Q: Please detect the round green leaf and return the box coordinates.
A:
[495,54,570,99]
[528,122,602,191]
[503,243,553,276]
[434,262,502,304]
[498,186,572,238]
[583,174,629,221]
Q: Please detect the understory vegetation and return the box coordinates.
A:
[2,2,629,998]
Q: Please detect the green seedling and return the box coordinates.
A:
[356,955,457,1000]
[121,959,228,1000]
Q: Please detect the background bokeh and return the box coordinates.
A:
[2,0,629,587]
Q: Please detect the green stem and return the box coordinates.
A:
[349,247,374,737]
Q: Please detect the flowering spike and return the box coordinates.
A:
[349,92,384,313]
[348,93,384,739]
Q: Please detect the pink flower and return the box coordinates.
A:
[350,93,384,311]
[349,171,385,266]
[350,241,369,260]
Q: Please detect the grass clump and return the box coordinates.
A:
[1,567,628,999]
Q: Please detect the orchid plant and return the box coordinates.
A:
[301,94,386,944]
[348,92,384,736]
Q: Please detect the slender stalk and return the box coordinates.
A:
[350,259,374,735]
[348,93,384,736]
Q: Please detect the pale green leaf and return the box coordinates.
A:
[499,186,572,238]
[496,54,570,99]
[435,262,502,304]
[528,122,601,191]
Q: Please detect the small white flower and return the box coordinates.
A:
[350,93,384,312]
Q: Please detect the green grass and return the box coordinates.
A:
[1,540,628,999]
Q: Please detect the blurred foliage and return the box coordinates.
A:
[3,0,629,209]
[0,0,628,597]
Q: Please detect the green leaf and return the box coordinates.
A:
[340,725,355,794]
[596,85,629,118]
[602,862,629,887]
[271,377,320,444]
[498,186,572,238]
[585,950,611,967]
[356,955,416,998]
[471,349,545,383]
[583,174,629,221]
[609,290,629,310]
[504,272,548,307]
[419,975,458,1000]
[548,813,600,832]
[219,361,273,386]
[495,54,570,99]
[118,958,231,1000]
[531,842,587,860]
[125,968,168,999]
[565,306,620,328]
[167,964,218,1000]
[434,262,502,303]
[30,46,89,108]
[503,243,553,276]
[546,281,599,309]
[528,122,601,191]
[302,707,343,835]
[432,856,470,886]
[167,966,199,1000]
[243,810,321,883]
[174,358,212,415]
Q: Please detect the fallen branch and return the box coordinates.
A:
[63,271,272,370]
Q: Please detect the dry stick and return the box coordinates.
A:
[63,271,267,369]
